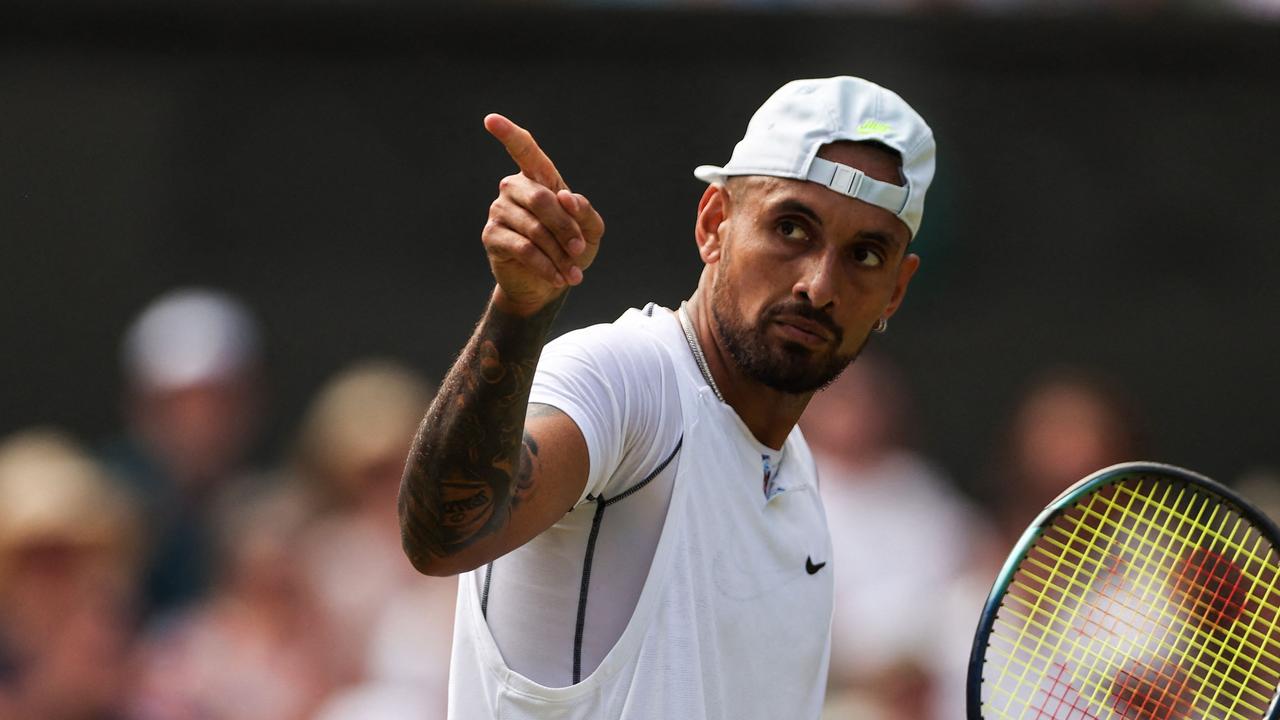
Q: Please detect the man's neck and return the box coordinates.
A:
[683,295,811,450]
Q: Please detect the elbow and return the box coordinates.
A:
[398,526,481,577]
[397,486,448,576]
[401,539,452,577]
[402,547,480,578]
[398,524,451,577]
[408,559,460,578]
[396,480,490,577]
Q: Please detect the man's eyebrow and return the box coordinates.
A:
[857,229,904,252]
[773,197,907,252]
[773,199,823,227]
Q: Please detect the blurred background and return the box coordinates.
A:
[1,0,1278,718]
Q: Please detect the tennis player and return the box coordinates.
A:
[399,76,936,719]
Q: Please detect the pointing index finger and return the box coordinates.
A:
[484,113,567,192]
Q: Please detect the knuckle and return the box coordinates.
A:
[528,186,554,207]
[536,232,565,263]
[528,225,553,249]
[558,223,581,243]
[519,214,544,238]
[486,237,510,258]
[539,225,562,248]
[515,240,539,262]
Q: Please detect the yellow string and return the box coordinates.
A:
[994,483,1269,717]
[992,489,1113,718]
[982,475,1280,720]
[1083,480,1206,717]
[1086,486,1273,717]
[983,621,1267,717]
[1053,489,1280,661]
[1221,530,1280,718]
[1028,524,1280,669]
[1015,485,1141,720]
[1086,490,1280,668]
[992,483,1141,719]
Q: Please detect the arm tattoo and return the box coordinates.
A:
[398,294,567,570]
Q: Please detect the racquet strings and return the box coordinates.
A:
[981,474,1280,720]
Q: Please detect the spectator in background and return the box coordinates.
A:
[103,288,266,619]
[990,366,1145,544]
[130,491,336,720]
[0,430,140,720]
[292,360,455,717]
[801,352,990,720]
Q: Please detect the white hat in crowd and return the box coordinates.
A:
[122,288,261,391]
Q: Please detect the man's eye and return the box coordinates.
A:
[852,246,883,268]
[778,220,809,242]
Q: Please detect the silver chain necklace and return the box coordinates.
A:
[678,302,788,492]
[678,301,725,403]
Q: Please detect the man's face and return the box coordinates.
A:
[706,142,918,394]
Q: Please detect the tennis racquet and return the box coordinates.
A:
[968,461,1280,720]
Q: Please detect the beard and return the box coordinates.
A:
[710,268,867,395]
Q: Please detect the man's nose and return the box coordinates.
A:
[792,249,839,309]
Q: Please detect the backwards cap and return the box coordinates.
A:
[694,76,936,238]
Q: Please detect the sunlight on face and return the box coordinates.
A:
[706,143,913,395]
[711,253,864,394]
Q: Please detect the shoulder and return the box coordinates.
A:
[540,304,683,379]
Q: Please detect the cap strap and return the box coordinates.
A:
[806,157,908,215]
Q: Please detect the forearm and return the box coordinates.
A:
[398,288,566,575]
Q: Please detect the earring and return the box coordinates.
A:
[873,317,888,333]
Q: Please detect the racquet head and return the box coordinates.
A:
[968,462,1280,720]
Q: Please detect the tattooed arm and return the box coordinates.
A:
[398,290,592,575]
[399,114,603,575]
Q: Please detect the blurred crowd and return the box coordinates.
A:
[806,361,1155,719]
[0,288,454,720]
[1,287,1275,720]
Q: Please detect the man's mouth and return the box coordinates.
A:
[773,316,833,347]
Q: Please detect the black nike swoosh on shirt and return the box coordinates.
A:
[805,556,826,575]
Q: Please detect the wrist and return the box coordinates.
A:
[491,286,566,318]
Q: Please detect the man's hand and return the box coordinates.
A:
[482,114,605,316]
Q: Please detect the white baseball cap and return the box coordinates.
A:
[695,76,936,238]
[122,287,261,391]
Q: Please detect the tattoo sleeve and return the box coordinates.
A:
[398,293,567,573]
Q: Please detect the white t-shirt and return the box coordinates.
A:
[448,304,831,719]
[482,303,680,687]
[484,303,788,686]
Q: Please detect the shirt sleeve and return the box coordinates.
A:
[528,318,682,507]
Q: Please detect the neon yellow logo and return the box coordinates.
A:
[858,119,892,135]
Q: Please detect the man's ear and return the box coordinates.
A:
[695,184,728,264]
[882,252,920,320]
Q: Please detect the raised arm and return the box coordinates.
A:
[398,115,605,576]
